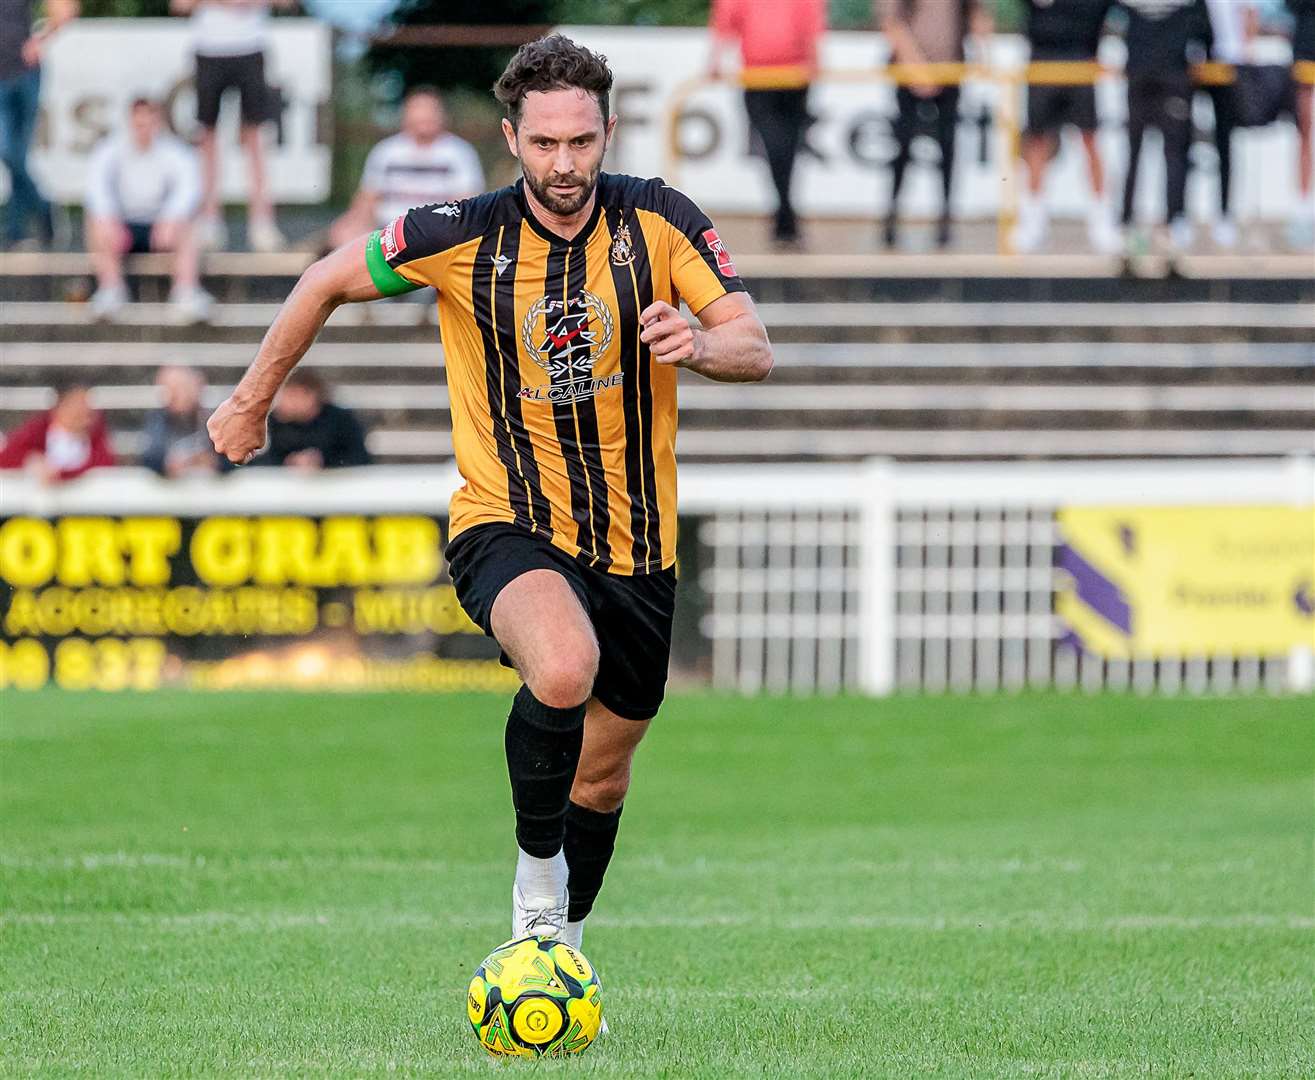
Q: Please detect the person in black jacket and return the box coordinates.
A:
[1118,0,1213,252]
[261,368,372,470]
[1015,0,1119,252]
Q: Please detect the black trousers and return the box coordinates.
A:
[888,85,960,222]
[743,87,809,240]
[1206,83,1236,216]
[1122,71,1192,226]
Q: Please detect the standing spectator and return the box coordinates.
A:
[84,97,211,324]
[1201,0,1257,248]
[1118,0,1213,253]
[142,365,223,478]
[327,87,484,249]
[709,0,826,248]
[0,379,115,483]
[1287,0,1315,247]
[1014,0,1120,253]
[259,369,371,470]
[877,0,992,249]
[0,0,77,250]
[172,0,293,253]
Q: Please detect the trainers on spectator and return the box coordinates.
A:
[90,283,129,322]
[170,285,214,325]
[249,218,286,253]
[1211,218,1239,250]
[1012,199,1048,253]
[1086,204,1121,255]
[1167,217,1194,254]
[198,216,228,251]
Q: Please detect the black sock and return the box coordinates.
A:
[504,685,586,859]
[564,801,623,923]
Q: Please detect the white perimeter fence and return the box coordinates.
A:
[680,457,1315,696]
[3,458,1312,695]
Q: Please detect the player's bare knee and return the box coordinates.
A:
[528,641,598,708]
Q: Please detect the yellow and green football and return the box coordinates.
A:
[466,936,603,1058]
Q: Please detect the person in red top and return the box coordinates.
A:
[710,0,826,246]
[0,379,116,482]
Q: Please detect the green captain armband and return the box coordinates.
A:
[365,230,422,296]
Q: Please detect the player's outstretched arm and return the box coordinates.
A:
[640,293,773,384]
[208,234,384,464]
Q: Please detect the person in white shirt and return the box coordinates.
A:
[328,86,485,248]
[85,97,212,323]
[171,0,293,252]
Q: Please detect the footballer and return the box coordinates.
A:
[209,34,773,973]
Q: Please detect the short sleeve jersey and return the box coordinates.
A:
[365,173,748,575]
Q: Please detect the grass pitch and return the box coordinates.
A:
[2,691,1311,1078]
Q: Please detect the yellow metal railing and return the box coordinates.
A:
[662,60,1315,256]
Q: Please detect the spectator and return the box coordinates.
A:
[1287,0,1315,247]
[1201,0,1258,249]
[1013,0,1120,253]
[85,97,212,324]
[260,369,371,470]
[877,0,992,249]
[0,0,77,250]
[708,0,826,248]
[0,379,115,483]
[172,0,293,253]
[1118,0,1213,253]
[327,86,485,249]
[142,365,223,478]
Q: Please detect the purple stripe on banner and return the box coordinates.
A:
[1057,543,1133,635]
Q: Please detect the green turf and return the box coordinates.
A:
[1,691,1312,1078]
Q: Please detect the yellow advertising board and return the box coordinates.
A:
[1056,506,1315,658]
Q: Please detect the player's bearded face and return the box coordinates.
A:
[509,88,612,217]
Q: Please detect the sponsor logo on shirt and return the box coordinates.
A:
[432,203,461,218]
[702,227,736,277]
[518,289,619,401]
[381,216,406,261]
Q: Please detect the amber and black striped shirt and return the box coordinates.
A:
[364,173,747,575]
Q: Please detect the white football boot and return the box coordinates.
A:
[511,883,568,941]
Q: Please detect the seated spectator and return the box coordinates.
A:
[0,379,116,482]
[142,365,224,478]
[260,369,371,470]
[85,97,213,323]
[328,86,485,249]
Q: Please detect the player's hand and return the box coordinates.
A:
[639,301,702,367]
[208,394,269,465]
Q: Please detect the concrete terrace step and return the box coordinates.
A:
[2,340,1312,373]
[5,300,1313,346]
[5,382,1311,417]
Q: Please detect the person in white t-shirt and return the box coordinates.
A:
[328,86,485,248]
[171,0,293,252]
[85,97,212,323]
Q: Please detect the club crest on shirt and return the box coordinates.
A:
[609,223,636,266]
[518,289,621,403]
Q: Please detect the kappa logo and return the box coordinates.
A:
[491,253,513,277]
[702,227,736,278]
[518,289,621,402]
[432,203,461,218]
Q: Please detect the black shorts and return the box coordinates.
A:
[126,222,153,254]
[195,51,275,128]
[1294,13,1315,64]
[1026,83,1098,135]
[446,522,677,722]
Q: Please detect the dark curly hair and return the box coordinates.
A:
[493,34,613,131]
